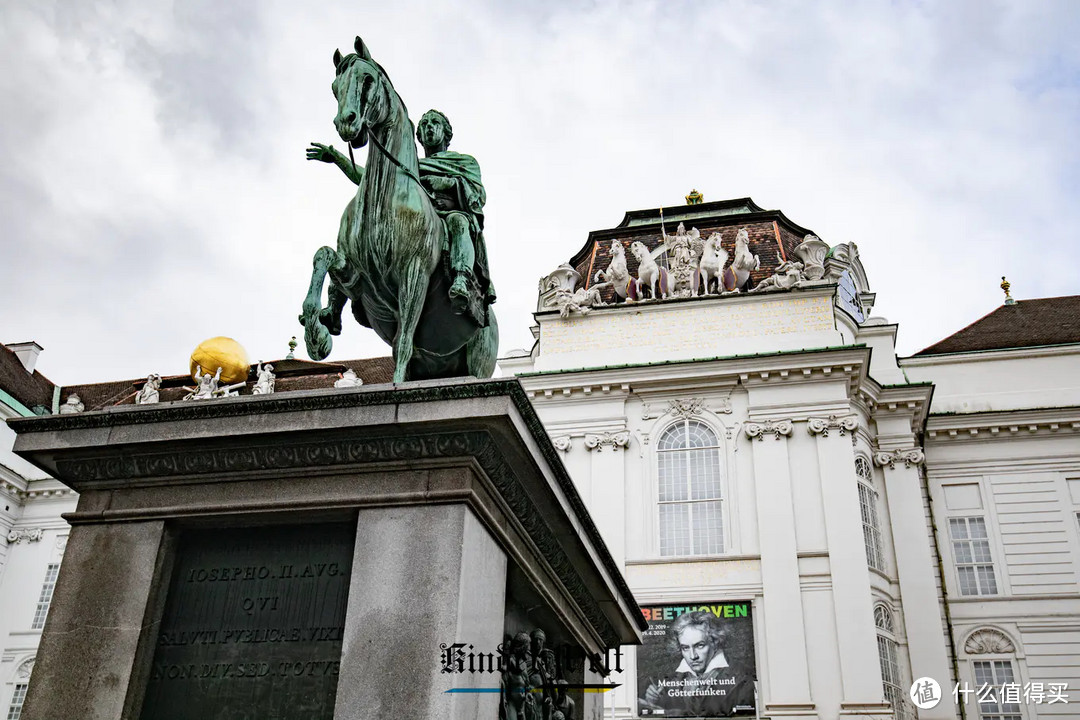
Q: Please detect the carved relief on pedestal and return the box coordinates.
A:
[806,414,859,438]
[873,448,925,468]
[743,419,794,441]
[7,528,44,544]
[584,431,631,452]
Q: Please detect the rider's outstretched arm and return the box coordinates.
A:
[307,142,364,186]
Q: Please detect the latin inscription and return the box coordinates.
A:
[139,523,354,720]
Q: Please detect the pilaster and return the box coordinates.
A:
[585,430,630,567]
[808,416,893,717]
[745,418,814,713]
[875,448,957,719]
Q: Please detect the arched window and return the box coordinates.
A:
[856,456,886,572]
[657,420,723,557]
[964,628,1022,720]
[874,603,913,719]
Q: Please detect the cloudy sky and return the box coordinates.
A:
[2,0,1078,385]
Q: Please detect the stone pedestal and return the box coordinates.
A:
[10,378,644,720]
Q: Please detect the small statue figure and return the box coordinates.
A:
[334,368,364,388]
[696,233,728,295]
[552,680,576,720]
[665,223,703,297]
[501,632,541,720]
[554,286,604,318]
[722,228,761,292]
[59,393,84,414]
[529,629,557,709]
[252,362,275,395]
[183,367,244,400]
[749,255,805,293]
[592,239,630,302]
[628,241,669,300]
[135,374,162,405]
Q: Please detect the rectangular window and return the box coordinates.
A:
[6,684,27,720]
[949,517,997,596]
[858,482,886,571]
[973,660,1021,720]
[31,563,60,630]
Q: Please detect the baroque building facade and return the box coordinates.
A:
[1,198,1078,719]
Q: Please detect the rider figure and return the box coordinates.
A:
[307,109,495,323]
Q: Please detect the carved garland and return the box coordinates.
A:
[873,448,925,468]
[964,628,1015,655]
[743,419,793,441]
[806,415,859,438]
[584,431,630,452]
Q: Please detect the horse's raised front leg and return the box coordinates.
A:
[391,262,428,383]
[299,246,345,361]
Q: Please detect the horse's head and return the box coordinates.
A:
[610,239,625,258]
[629,241,648,261]
[331,37,393,148]
[734,228,750,249]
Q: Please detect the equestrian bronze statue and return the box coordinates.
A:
[300,36,498,382]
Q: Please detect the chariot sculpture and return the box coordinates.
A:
[299,37,498,382]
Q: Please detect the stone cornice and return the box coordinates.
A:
[520,346,871,400]
[873,448,925,468]
[925,406,1080,441]
[744,419,794,441]
[806,414,859,437]
[900,342,1080,366]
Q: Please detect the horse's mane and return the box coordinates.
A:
[335,53,396,90]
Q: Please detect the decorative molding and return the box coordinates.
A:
[873,448,925,468]
[55,535,68,552]
[642,396,733,420]
[743,419,793,441]
[584,431,630,452]
[550,435,572,453]
[964,628,1015,655]
[806,414,859,438]
[15,657,34,679]
[7,528,43,544]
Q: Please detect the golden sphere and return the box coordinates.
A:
[189,337,250,385]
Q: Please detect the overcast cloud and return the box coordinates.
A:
[1,0,1078,384]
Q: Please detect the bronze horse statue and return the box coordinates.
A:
[299,37,498,382]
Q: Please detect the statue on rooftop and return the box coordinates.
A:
[59,393,84,414]
[135,374,161,405]
[300,37,498,382]
[592,240,631,303]
[252,362,275,395]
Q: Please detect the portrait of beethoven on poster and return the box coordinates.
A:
[637,602,757,717]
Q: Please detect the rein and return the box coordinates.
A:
[358,120,437,203]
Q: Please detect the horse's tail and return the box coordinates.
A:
[467,314,500,379]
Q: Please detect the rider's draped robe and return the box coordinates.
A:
[418,150,496,324]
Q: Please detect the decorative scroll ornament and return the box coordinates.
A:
[964,628,1015,655]
[7,528,44,544]
[806,415,859,437]
[584,431,630,452]
[743,419,794,441]
[669,397,706,419]
[15,658,34,679]
[873,448,925,468]
[551,435,573,452]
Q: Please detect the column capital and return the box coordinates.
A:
[744,419,793,441]
[806,414,859,438]
[550,435,573,452]
[584,430,630,452]
[873,447,925,468]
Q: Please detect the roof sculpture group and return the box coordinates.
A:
[299,37,498,382]
[548,224,834,318]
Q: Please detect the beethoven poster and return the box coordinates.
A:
[637,602,757,717]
